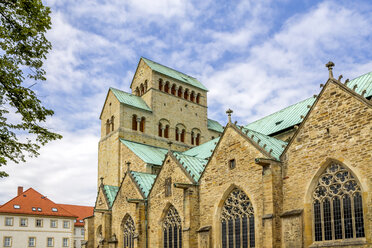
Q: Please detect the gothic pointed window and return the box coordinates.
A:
[163,206,182,248]
[123,215,135,248]
[221,188,255,248]
[312,163,365,242]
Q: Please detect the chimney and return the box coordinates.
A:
[17,186,23,196]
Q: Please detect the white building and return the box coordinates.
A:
[0,187,93,248]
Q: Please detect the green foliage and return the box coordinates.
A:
[0,0,62,177]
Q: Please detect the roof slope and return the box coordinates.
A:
[142,57,208,91]
[346,71,372,98]
[120,139,168,166]
[207,119,224,133]
[130,171,156,198]
[0,188,76,218]
[245,71,372,136]
[182,137,220,159]
[173,153,208,182]
[110,87,152,112]
[57,204,94,226]
[103,185,119,208]
[240,127,287,161]
[245,97,316,136]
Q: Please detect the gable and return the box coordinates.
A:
[283,79,372,160]
[95,186,110,210]
[148,153,193,199]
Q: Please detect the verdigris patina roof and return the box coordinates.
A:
[142,57,208,91]
[245,71,372,136]
[130,171,156,198]
[182,137,220,159]
[102,185,119,208]
[110,87,152,112]
[207,119,224,133]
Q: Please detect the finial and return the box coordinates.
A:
[126,161,131,171]
[361,90,366,97]
[226,109,233,123]
[167,141,173,151]
[344,79,349,85]
[325,61,335,79]
[100,177,104,185]
[337,75,343,82]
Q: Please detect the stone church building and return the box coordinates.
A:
[84,58,371,248]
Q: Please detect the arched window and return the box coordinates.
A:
[177,87,182,97]
[158,123,163,137]
[140,117,145,132]
[171,84,176,95]
[190,91,195,102]
[111,116,115,131]
[123,215,135,248]
[163,206,182,248]
[106,119,110,135]
[135,87,140,96]
[180,129,185,143]
[140,84,144,96]
[196,93,200,104]
[164,82,170,93]
[221,188,255,248]
[312,163,365,242]
[175,127,179,141]
[184,89,189,100]
[164,125,169,138]
[132,115,137,131]
[191,131,194,145]
[144,80,148,92]
[159,79,163,91]
[196,133,200,146]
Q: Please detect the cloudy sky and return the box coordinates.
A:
[1,0,371,206]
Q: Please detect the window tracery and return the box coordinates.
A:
[123,215,135,248]
[221,188,255,248]
[163,206,182,248]
[312,163,365,242]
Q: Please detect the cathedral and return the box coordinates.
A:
[84,58,372,248]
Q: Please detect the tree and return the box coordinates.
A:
[0,0,62,177]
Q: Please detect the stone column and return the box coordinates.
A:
[136,117,141,131]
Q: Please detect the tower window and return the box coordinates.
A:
[106,119,110,135]
[140,117,145,132]
[159,79,163,91]
[132,115,137,131]
[177,87,182,97]
[190,91,195,102]
[158,123,163,137]
[171,84,176,95]
[164,82,170,93]
[196,93,201,104]
[184,89,189,100]
[164,125,169,138]
[111,116,114,131]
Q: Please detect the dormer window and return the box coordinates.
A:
[37,208,42,212]
[32,207,36,211]
[13,204,20,209]
[52,208,58,212]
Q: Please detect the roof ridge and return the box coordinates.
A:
[141,57,197,80]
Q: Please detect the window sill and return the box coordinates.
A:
[309,238,367,247]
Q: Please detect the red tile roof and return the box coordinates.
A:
[0,188,77,218]
[57,204,94,227]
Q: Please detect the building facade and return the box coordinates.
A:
[85,58,371,248]
[0,187,93,248]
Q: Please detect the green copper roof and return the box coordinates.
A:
[142,57,208,91]
[120,139,168,166]
[207,119,224,133]
[346,71,372,98]
[173,153,208,182]
[240,127,287,161]
[103,185,119,208]
[245,71,372,136]
[245,97,316,136]
[110,87,152,112]
[182,137,220,159]
[130,171,156,198]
